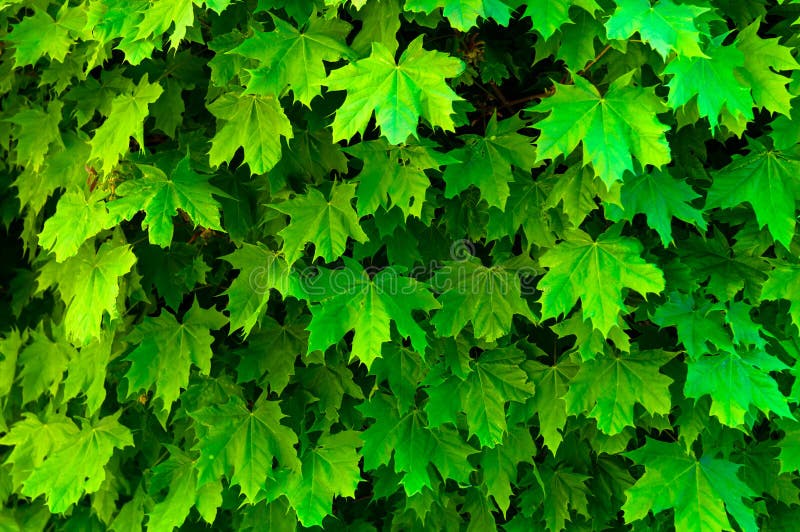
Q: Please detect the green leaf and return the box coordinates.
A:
[431,257,535,342]
[208,92,293,175]
[623,439,758,532]
[541,465,591,532]
[651,291,733,359]
[532,71,671,187]
[664,34,754,130]
[107,156,227,247]
[605,0,710,58]
[147,446,222,530]
[479,426,537,515]
[222,243,291,337]
[523,357,578,454]
[284,431,363,527]
[89,75,164,174]
[538,226,665,336]
[706,139,800,249]
[426,347,535,447]
[605,168,707,247]
[734,21,800,117]
[135,0,195,50]
[326,36,464,144]
[9,8,74,67]
[443,113,538,209]
[19,412,133,514]
[359,393,477,495]
[302,258,438,368]
[776,419,800,474]
[124,300,227,424]
[684,349,792,428]
[236,315,307,394]
[522,0,601,40]
[233,15,354,106]
[63,335,113,416]
[37,240,137,345]
[404,0,513,31]
[37,189,112,262]
[761,264,800,333]
[190,394,301,502]
[271,183,368,267]
[5,100,64,172]
[564,349,675,434]
[346,137,454,219]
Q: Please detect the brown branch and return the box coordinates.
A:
[577,44,612,77]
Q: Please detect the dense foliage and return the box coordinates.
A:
[2,0,800,529]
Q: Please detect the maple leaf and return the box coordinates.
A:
[299,258,438,368]
[358,393,477,495]
[761,264,800,333]
[684,349,792,428]
[89,75,164,174]
[350,0,401,56]
[734,21,800,117]
[605,168,707,247]
[532,71,671,187]
[5,100,64,172]
[190,394,301,502]
[8,8,74,67]
[283,431,363,527]
[651,291,733,359]
[605,0,710,59]
[326,35,464,144]
[18,412,133,513]
[564,349,676,434]
[208,92,293,175]
[38,189,112,262]
[222,243,291,337]
[523,357,579,453]
[623,439,758,532]
[37,240,137,345]
[124,300,227,425]
[232,15,354,106]
[706,139,800,249]
[541,465,591,532]
[147,445,222,530]
[538,226,665,336]
[426,347,535,447]
[522,0,601,40]
[663,34,754,130]
[430,257,535,342]
[63,335,113,416]
[404,0,513,31]
[0,412,79,488]
[486,171,559,248]
[107,156,227,247]
[270,183,368,267]
[776,419,800,474]
[345,137,455,219]
[16,329,74,406]
[369,343,427,413]
[479,426,537,515]
[442,113,538,210]
[136,0,194,50]
[236,315,307,394]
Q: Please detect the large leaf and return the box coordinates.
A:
[233,15,354,106]
[532,71,671,187]
[208,92,293,175]
[623,439,758,532]
[326,36,464,144]
[538,226,665,335]
[270,183,369,267]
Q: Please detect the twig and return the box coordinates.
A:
[577,44,612,77]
